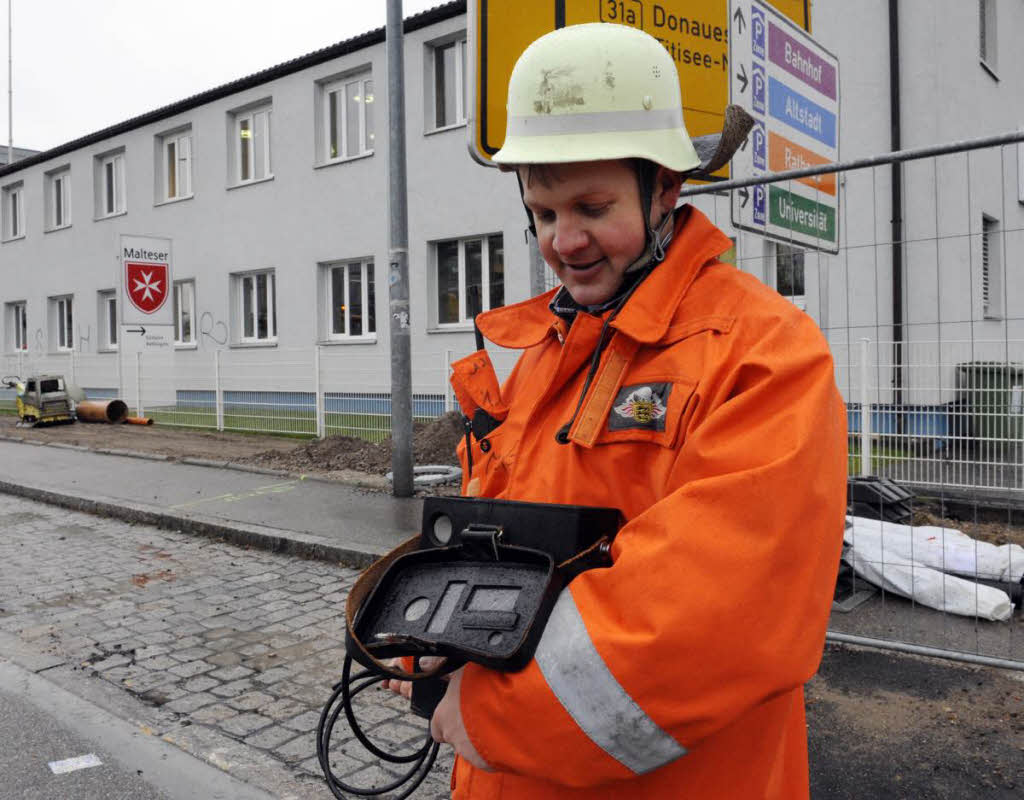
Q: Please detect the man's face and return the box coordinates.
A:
[521,160,648,307]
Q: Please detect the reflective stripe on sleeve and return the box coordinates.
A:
[534,589,687,774]
[506,108,686,138]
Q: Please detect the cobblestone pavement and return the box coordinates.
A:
[0,496,452,799]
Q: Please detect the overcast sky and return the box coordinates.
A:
[2,0,445,153]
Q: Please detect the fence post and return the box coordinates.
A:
[443,349,454,413]
[215,349,224,432]
[860,338,873,476]
[136,351,144,418]
[315,345,325,439]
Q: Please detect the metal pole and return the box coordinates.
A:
[826,631,1023,672]
[860,338,872,476]
[136,352,144,418]
[214,349,224,432]
[314,344,325,439]
[387,0,413,497]
[6,0,11,166]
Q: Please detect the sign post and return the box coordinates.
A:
[468,0,810,170]
[729,0,839,252]
[120,234,175,352]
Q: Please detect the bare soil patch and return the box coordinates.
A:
[0,411,464,489]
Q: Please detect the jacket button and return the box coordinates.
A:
[479,439,491,452]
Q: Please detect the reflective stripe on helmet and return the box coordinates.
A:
[534,589,687,774]
[507,107,687,138]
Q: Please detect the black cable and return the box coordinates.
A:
[317,654,441,799]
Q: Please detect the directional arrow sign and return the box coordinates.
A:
[729,0,840,253]
[733,7,746,35]
[125,327,147,335]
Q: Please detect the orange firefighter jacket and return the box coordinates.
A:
[447,206,847,799]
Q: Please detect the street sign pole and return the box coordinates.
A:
[387,0,414,497]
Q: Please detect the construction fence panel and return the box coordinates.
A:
[682,131,1024,668]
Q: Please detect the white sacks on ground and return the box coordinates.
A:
[843,516,1023,622]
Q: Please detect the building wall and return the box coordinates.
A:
[1,2,1022,408]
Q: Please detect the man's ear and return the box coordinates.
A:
[653,166,684,221]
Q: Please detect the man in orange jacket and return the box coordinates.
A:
[406,23,846,798]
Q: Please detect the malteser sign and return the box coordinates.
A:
[120,234,175,351]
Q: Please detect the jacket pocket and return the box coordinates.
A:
[594,377,696,449]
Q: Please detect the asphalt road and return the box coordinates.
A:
[0,660,277,800]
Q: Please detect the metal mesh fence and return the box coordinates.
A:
[683,130,1024,667]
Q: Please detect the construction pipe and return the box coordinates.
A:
[124,416,153,425]
[75,399,128,423]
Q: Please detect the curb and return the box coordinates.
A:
[0,477,381,570]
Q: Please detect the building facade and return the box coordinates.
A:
[0,0,1021,416]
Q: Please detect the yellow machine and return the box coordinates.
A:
[2,374,76,426]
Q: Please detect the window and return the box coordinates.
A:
[2,182,24,240]
[236,271,276,342]
[431,37,467,129]
[161,130,193,201]
[98,291,118,350]
[979,0,997,72]
[6,302,27,351]
[982,214,1002,319]
[50,295,74,351]
[96,151,126,217]
[47,168,71,229]
[173,280,196,345]
[774,243,806,310]
[324,260,375,339]
[323,74,375,161]
[435,235,504,326]
[233,106,272,184]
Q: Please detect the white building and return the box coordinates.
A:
[0,0,1021,429]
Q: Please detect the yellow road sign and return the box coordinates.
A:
[469,0,809,172]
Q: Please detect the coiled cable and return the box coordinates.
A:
[316,654,441,799]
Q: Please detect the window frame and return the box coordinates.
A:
[236,270,277,343]
[7,301,28,352]
[233,106,272,186]
[981,214,1002,320]
[433,234,505,328]
[47,168,71,230]
[323,259,376,341]
[3,182,24,240]
[322,73,375,164]
[51,295,74,352]
[97,151,126,218]
[161,130,193,202]
[979,0,998,77]
[773,242,806,311]
[173,280,196,346]
[98,290,118,351]
[430,37,467,131]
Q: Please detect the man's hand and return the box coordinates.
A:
[429,667,492,771]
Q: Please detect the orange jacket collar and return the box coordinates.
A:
[476,205,734,349]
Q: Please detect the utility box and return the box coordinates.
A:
[955,362,1024,446]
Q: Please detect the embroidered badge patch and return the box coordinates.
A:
[609,382,672,432]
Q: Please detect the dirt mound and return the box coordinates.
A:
[243,411,465,475]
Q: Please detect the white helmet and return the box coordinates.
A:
[492,23,752,178]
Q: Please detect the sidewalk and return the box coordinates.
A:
[0,438,421,567]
